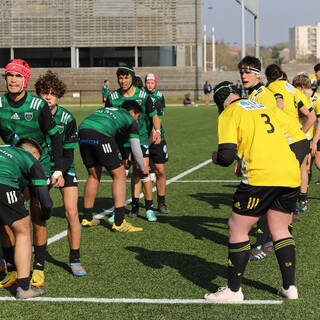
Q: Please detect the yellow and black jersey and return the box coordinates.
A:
[296,89,313,140]
[217,98,300,187]
[311,91,320,117]
[248,83,277,111]
[268,80,303,125]
[248,83,306,144]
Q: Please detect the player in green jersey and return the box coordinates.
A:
[0,137,53,299]
[145,73,169,214]
[102,79,110,106]
[0,59,64,288]
[35,71,86,276]
[79,100,147,232]
[106,66,161,222]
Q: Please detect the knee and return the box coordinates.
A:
[65,208,79,223]
[155,166,165,178]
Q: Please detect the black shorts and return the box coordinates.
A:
[79,129,123,171]
[149,140,168,164]
[61,172,78,188]
[290,139,310,165]
[317,139,320,152]
[0,184,28,226]
[120,145,149,161]
[232,183,300,217]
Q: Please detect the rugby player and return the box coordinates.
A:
[238,57,309,260]
[78,100,147,232]
[0,138,52,299]
[0,59,64,288]
[35,71,86,276]
[204,82,301,301]
[106,66,161,222]
[144,73,169,214]
[266,65,316,220]
[102,80,110,106]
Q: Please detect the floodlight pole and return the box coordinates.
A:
[212,27,216,71]
[203,24,207,72]
[241,0,245,58]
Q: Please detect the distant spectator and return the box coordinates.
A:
[203,80,213,105]
[102,80,110,106]
[183,93,193,106]
[135,75,144,90]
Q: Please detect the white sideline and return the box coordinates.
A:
[0,297,283,304]
[48,159,212,245]
[77,179,240,183]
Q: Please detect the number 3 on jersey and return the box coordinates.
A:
[261,113,275,134]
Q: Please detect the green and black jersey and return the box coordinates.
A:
[79,107,140,144]
[102,85,110,99]
[147,89,166,140]
[0,145,48,190]
[0,91,62,176]
[50,105,78,175]
[106,87,157,146]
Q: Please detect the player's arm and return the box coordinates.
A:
[312,114,320,156]
[27,161,53,220]
[298,102,316,133]
[212,143,237,167]
[38,104,64,187]
[146,96,161,144]
[62,118,78,174]
[274,93,284,110]
[105,96,111,108]
[127,121,146,173]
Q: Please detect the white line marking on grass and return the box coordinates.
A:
[77,179,240,183]
[48,159,212,245]
[0,297,283,304]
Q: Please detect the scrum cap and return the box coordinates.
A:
[213,81,240,114]
[5,59,31,89]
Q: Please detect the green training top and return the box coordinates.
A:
[0,145,48,189]
[0,91,60,176]
[50,105,78,174]
[106,87,157,146]
[79,107,140,144]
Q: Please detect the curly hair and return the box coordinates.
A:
[35,70,66,98]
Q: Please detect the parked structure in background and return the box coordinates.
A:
[289,22,320,60]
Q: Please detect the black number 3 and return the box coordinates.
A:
[261,113,275,133]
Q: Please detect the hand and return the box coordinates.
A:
[212,151,218,164]
[140,167,150,176]
[50,175,65,188]
[152,130,161,145]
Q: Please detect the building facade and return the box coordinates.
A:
[289,22,320,60]
[0,0,201,68]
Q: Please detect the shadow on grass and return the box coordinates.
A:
[126,246,277,295]
[158,215,229,246]
[51,196,115,219]
[189,192,233,210]
[46,251,72,275]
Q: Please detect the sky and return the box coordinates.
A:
[202,0,320,46]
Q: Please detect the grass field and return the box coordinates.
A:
[0,105,319,320]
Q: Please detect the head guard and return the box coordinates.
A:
[116,66,135,89]
[145,73,157,87]
[5,59,31,89]
[213,81,240,113]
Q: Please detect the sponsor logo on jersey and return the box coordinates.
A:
[57,125,64,134]
[238,100,266,111]
[11,113,20,120]
[24,112,33,121]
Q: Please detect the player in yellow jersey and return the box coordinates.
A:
[238,56,309,260]
[204,81,300,301]
[292,74,320,214]
[266,64,316,221]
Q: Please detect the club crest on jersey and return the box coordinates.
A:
[57,125,64,134]
[24,112,33,121]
